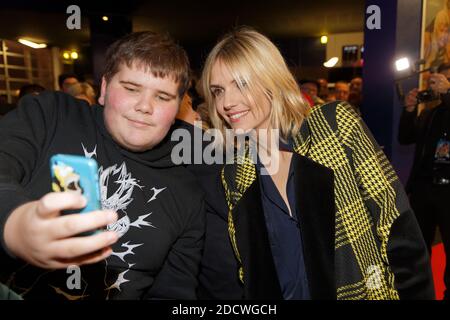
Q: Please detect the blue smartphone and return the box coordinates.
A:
[50,154,101,235]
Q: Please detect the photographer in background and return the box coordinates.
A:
[399,62,450,299]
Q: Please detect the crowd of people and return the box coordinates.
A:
[1,68,364,128]
[298,77,363,115]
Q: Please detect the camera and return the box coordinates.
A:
[416,65,440,103]
[417,67,439,103]
[416,88,438,103]
[395,59,441,103]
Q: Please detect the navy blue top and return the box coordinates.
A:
[256,142,310,300]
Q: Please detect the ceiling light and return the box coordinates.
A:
[18,38,47,49]
[320,36,328,44]
[324,57,339,68]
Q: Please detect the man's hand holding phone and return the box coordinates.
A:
[4,193,118,269]
[3,154,119,269]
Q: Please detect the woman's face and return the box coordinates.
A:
[209,60,271,132]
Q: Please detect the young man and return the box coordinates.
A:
[0,32,205,300]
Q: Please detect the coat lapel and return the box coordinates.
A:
[232,177,283,299]
[227,153,336,299]
[293,154,336,299]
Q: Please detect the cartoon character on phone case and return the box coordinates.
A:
[51,161,84,194]
[50,154,101,215]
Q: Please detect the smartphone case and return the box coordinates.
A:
[50,154,101,214]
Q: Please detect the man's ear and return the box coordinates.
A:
[98,76,107,106]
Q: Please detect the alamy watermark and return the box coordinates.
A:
[66,265,81,290]
[366,5,381,30]
[171,123,281,175]
[66,5,81,30]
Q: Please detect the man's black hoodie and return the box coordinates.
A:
[0,91,205,300]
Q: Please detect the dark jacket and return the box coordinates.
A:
[193,154,335,299]
[398,96,450,191]
[0,92,205,300]
[195,101,434,300]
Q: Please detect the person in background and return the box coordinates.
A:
[350,77,363,93]
[399,62,450,300]
[192,80,212,130]
[18,84,46,100]
[195,102,212,130]
[66,82,97,105]
[0,85,45,118]
[58,73,79,93]
[334,81,350,102]
[317,78,329,101]
[299,79,325,105]
[349,77,363,115]
[176,91,201,125]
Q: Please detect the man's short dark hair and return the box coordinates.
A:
[58,74,78,89]
[103,31,190,97]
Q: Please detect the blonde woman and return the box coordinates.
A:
[196,28,434,300]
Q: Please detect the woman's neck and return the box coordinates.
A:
[254,126,287,175]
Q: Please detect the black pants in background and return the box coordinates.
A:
[410,181,450,300]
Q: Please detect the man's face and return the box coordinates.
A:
[335,83,350,101]
[62,77,78,93]
[350,78,363,92]
[99,63,181,152]
[300,83,318,98]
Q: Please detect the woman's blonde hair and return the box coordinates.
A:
[201,27,309,140]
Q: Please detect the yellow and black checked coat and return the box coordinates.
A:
[220,101,434,300]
